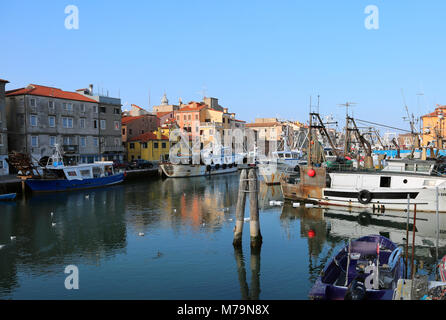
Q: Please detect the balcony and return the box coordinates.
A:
[101,145,125,153]
[63,145,79,153]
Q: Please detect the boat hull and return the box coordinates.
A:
[0,193,16,201]
[25,173,125,192]
[160,163,238,178]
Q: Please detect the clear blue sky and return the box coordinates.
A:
[1,0,446,132]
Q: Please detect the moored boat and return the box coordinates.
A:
[0,193,16,201]
[24,146,125,192]
[309,235,404,300]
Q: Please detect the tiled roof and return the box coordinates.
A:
[422,106,446,118]
[178,102,208,112]
[121,115,145,125]
[245,122,280,128]
[156,111,173,118]
[129,132,169,142]
[5,84,97,102]
[0,78,9,83]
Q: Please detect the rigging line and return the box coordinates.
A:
[355,119,412,133]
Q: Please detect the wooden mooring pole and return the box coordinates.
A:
[233,169,248,247]
[411,204,417,280]
[248,168,262,249]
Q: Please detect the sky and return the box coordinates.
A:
[1,0,446,133]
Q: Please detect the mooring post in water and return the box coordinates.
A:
[250,245,261,300]
[233,169,248,247]
[248,168,262,248]
[411,204,417,280]
[233,247,250,300]
[405,194,410,279]
[436,187,440,269]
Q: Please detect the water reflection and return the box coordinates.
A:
[0,185,127,297]
[233,246,261,300]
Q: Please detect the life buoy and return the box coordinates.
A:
[215,164,220,170]
[228,164,233,168]
[222,164,227,169]
[206,165,212,172]
[358,190,372,204]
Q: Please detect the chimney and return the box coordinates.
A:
[89,84,93,95]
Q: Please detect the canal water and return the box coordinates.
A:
[1,172,446,299]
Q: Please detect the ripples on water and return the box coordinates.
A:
[0,172,445,299]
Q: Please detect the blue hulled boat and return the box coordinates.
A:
[309,235,404,300]
[0,193,16,201]
[25,146,125,192]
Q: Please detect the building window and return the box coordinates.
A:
[154,142,159,149]
[80,137,86,147]
[195,114,198,120]
[99,107,106,113]
[93,105,98,113]
[114,138,120,146]
[80,118,86,129]
[142,142,148,148]
[114,108,120,114]
[31,136,38,147]
[80,103,85,112]
[100,120,106,130]
[122,128,126,135]
[184,115,187,121]
[0,134,3,146]
[63,103,73,112]
[50,136,56,147]
[62,117,73,128]
[30,98,36,107]
[63,136,74,145]
[188,115,191,120]
[30,115,38,127]
[48,101,55,111]
[94,120,98,129]
[93,137,99,147]
[130,143,135,149]
[176,115,180,121]
[114,121,120,130]
[48,116,55,128]
[129,129,133,135]
[162,142,166,149]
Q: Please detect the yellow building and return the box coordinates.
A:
[421,105,446,148]
[127,131,170,161]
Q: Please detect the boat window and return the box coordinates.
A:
[404,163,415,172]
[278,154,284,158]
[80,170,91,178]
[293,153,298,159]
[380,176,391,188]
[67,171,77,177]
[285,153,291,158]
[92,167,101,178]
[416,164,431,173]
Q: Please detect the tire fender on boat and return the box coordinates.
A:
[388,247,402,270]
[358,190,372,204]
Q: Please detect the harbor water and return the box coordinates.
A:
[1,173,445,299]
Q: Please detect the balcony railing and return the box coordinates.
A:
[63,145,79,153]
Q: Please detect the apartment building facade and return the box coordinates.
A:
[0,78,9,175]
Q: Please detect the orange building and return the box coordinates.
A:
[421,105,446,148]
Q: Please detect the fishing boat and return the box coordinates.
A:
[159,147,243,178]
[309,235,404,300]
[281,158,446,213]
[24,146,125,192]
[258,150,306,185]
[0,193,16,201]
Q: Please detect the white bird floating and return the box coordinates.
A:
[173,209,177,212]
[52,223,56,227]
[138,232,145,237]
[228,218,233,222]
[0,245,5,250]
[10,236,16,241]
[85,195,90,199]
[293,203,301,208]
[50,212,54,217]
